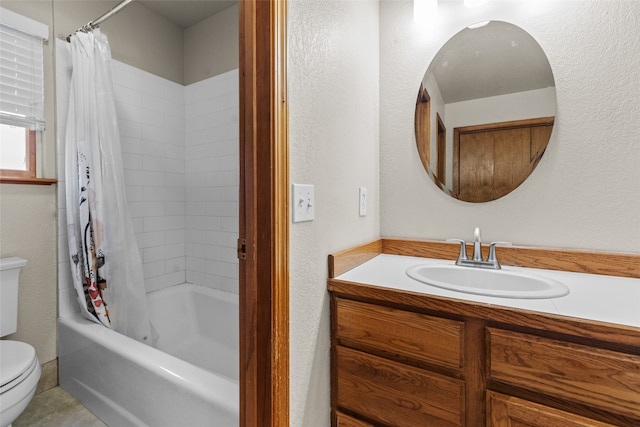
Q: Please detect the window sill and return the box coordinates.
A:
[0,176,57,185]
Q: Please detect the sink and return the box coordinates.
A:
[406,264,570,299]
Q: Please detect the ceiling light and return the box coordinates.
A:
[464,0,490,8]
[414,0,438,23]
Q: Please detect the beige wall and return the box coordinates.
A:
[0,185,57,363]
[52,1,184,84]
[51,1,238,85]
[184,3,239,85]
[50,1,238,86]
[1,1,58,366]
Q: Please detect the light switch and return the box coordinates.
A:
[359,187,367,216]
[292,184,314,223]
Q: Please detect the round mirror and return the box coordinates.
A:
[415,21,556,202]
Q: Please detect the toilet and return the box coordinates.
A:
[0,258,42,427]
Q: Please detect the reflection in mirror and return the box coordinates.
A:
[415,21,556,202]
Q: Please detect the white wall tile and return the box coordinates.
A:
[143,260,165,279]
[144,271,186,293]
[125,186,143,202]
[112,61,186,292]
[164,202,185,215]
[184,70,239,293]
[136,231,165,249]
[58,287,79,317]
[143,243,185,264]
[166,257,185,273]
[165,230,185,244]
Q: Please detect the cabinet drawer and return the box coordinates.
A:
[336,345,464,427]
[487,328,640,420]
[335,298,463,369]
[336,411,375,427]
[487,391,616,427]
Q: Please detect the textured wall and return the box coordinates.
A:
[288,1,380,425]
[380,1,640,253]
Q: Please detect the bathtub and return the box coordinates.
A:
[58,283,239,426]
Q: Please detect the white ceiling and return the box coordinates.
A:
[430,21,555,103]
[137,0,237,28]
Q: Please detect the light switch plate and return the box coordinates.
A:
[359,187,367,216]
[292,184,314,223]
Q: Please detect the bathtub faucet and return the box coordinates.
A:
[447,227,512,269]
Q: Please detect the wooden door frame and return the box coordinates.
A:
[415,84,431,169]
[239,1,289,426]
[435,112,446,186]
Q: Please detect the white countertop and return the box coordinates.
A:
[335,254,640,328]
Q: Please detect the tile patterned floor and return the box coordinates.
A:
[13,387,107,427]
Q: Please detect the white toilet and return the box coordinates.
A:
[0,258,42,427]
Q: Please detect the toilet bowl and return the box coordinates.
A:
[0,258,41,427]
[0,341,41,427]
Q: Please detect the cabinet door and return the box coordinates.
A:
[487,392,616,427]
[487,328,640,420]
[336,345,464,427]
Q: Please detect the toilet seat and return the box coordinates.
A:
[0,341,38,393]
[0,340,41,427]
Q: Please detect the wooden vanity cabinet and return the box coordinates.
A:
[329,284,640,427]
[332,298,466,426]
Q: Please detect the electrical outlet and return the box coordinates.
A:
[359,187,367,216]
[292,184,314,223]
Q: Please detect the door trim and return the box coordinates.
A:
[239,1,289,426]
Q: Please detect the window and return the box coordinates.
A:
[0,7,50,183]
[0,124,36,178]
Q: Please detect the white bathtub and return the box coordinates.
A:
[58,283,239,426]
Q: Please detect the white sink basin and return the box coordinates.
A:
[406,264,570,299]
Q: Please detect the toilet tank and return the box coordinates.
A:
[0,257,27,337]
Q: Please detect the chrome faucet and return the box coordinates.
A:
[447,227,511,269]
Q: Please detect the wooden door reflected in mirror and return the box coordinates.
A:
[453,117,553,202]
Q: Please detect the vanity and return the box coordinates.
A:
[328,239,640,427]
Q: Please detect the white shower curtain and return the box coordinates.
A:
[65,29,151,344]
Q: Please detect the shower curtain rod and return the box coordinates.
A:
[65,0,134,41]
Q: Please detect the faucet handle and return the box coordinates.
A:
[487,241,512,267]
[446,239,469,261]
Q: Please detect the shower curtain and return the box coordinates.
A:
[65,29,151,344]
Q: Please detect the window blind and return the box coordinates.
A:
[0,17,46,131]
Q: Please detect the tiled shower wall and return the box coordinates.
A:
[112,61,187,294]
[56,41,239,318]
[185,71,239,294]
